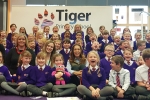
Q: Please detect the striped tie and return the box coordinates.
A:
[148,69,150,83]
[22,66,25,71]
[40,68,43,71]
[116,73,120,87]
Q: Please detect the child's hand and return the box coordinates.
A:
[117,90,124,98]
[95,88,100,98]
[13,74,16,76]
[55,74,61,79]
[58,72,63,76]
[91,90,97,98]
[106,80,109,84]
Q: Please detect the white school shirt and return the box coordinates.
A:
[133,49,142,61]
[38,65,45,70]
[21,64,30,71]
[135,64,149,83]
[124,60,133,66]
[108,68,130,91]
[89,65,98,71]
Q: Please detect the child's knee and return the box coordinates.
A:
[77,85,85,92]
[47,83,53,88]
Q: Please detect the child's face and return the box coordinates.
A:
[29,42,35,49]
[102,34,109,39]
[104,47,114,57]
[37,58,46,67]
[139,43,146,51]
[20,27,26,33]
[110,60,120,71]
[110,29,116,36]
[73,45,81,57]
[63,42,71,49]
[0,32,6,39]
[91,42,100,51]
[64,25,70,31]
[120,41,129,50]
[90,35,96,42]
[135,33,141,40]
[53,27,59,33]
[44,27,50,33]
[146,34,150,42]
[10,25,16,32]
[52,34,59,40]
[75,26,81,32]
[87,28,93,34]
[99,27,105,33]
[38,34,43,39]
[55,42,61,50]
[123,34,131,41]
[123,28,130,33]
[88,52,98,67]
[138,57,145,65]
[46,43,54,53]
[0,52,3,63]
[21,56,31,65]
[114,37,121,44]
[33,27,39,33]
[28,35,35,41]
[55,56,63,66]
[75,41,83,47]
[64,32,70,38]
[123,51,132,61]
[38,41,43,47]
[76,33,82,39]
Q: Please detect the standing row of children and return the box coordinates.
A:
[0,23,149,100]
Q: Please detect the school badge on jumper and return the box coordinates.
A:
[45,72,48,74]
[98,73,102,77]
[18,76,21,79]
[24,74,28,77]
[0,72,3,75]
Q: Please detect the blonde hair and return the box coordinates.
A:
[36,31,44,40]
[51,53,64,68]
[123,32,131,36]
[114,35,120,39]
[74,24,82,32]
[18,50,32,66]
[0,51,4,64]
[16,33,29,48]
[105,44,115,51]
[87,51,101,76]
[54,39,62,50]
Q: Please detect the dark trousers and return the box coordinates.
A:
[27,83,53,96]
[70,75,80,86]
[136,86,150,96]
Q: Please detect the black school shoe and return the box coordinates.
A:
[138,95,148,100]
[46,92,52,98]
[124,94,137,100]
[19,91,26,97]
[106,96,114,100]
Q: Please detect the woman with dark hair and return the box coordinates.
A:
[5,34,36,75]
[19,27,28,37]
[66,44,89,86]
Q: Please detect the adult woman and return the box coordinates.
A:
[5,34,36,75]
[42,40,56,66]
[19,27,28,37]
[67,44,89,86]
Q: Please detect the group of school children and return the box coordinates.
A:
[0,23,150,100]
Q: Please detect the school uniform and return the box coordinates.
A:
[133,41,137,51]
[85,42,92,53]
[77,66,114,100]
[133,49,142,61]
[6,33,12,42]
[66,59,89,86]
[108,68,135,99]
[44,33,52,40]
[99,39,111,52]
[108,35,114,43]
[100,57,111,80]
[60,49,70,67]
[114,43,119,51]
[61,32,73,40]
[0,64,12,83]
[97,35,103,42]
[6,40,11,50]
[51,66,76,97]
[123,60,138,86]
[72,31,84,40]
[71,40,85,50]
[146,41,150,48]
[121,36,132,40]
[85,35,91,44]
[115,50,124,57]
[135,64,150,97]
[27,65,53,96]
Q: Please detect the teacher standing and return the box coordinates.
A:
[5,34,36,75]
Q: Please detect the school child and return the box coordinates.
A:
[63,30,73,43]
[51,54,76,97]
[1,40,9,55]
[0,30,11,49]
[108,55,137,100]
[100,44,114,83]
[50,33,61,41]
[133,32,142,50]
[145,33,150,48]
[136,56,145,66]
[121,28,131,40]
[54,40,62,53]
[43,26,52,39]
[72,24,84,40]
[19,27,28,37]
[27,52,53,97]
[77,51,114,100]
[32,26,39,37]
[1,51,36,96]
[85,27,94,44]
[37,39,45,52]
[9,32,18,48]
[99,30,111,53]
[115,40,130,57]
[123,32,133,49]
[7,24,17,42]
[98,25,105,42]
[123,49,138,86]
[36,31,45,41]
[28,33,35,41]
[113,35,121,51]
[86,33,97,53]
[52,26,59,34]
[61,24,72,40]
[135,49,150,100]
[28,40,39,55]
[108,29,116,42]
[0,51,11,85]
[133,40,146,61]
[60,38,71,66]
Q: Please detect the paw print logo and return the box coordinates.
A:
[34,9,55,29]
